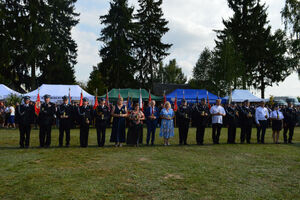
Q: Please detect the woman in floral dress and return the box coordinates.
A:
[159,101,175,146]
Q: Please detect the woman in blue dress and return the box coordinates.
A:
[110,97,128,147]
[160,101,175,146]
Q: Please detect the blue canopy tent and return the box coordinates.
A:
[222,89,264,103]
[166,89,219,104]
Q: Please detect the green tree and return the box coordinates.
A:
[281,0,300,78]
[135,0,172,88]
[39,0,78,85]
[98,0,136,89]
[216,0,296,98]
[0,0,78,91]
[163,59,187,84]
[86,66,107,95]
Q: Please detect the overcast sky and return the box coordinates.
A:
[72,0,300,98]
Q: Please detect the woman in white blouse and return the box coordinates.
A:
[270,104,284,144]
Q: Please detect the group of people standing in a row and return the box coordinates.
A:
[10,94,299,148]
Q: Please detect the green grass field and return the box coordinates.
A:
[0,127,299,200]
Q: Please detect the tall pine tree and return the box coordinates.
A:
[135,0,172,89]
[216,0,296,98]
[98,0,136,89]
[0,0,78,91]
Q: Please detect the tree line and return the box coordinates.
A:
[0,0,298,98]
[0,0,79,91]
[88,0,299,98]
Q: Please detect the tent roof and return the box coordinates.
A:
[223,89,263,103]
[100,89,161,101]
[0,84,21,99]
[24,84,94,102]
[166,89,219,103]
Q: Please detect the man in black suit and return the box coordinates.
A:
[15,96,35,148]
[177,99,191,145]
[94,98,110,147]
[239,100,255,144]
[193,98,210,145]
[283,102,298,144]
[78,98,93,147]
[57,96,73,147]
[38,94,55,148]
[225,102,239,144]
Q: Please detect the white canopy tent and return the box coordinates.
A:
[223,89,264,103]
[24,84,95,103]
[0,84,21,99]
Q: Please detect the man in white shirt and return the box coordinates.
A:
[210,99,226,144]
[255,101,269,144]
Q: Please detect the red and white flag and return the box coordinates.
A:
[35,90,41,116]
[174,95,178,112]
[139,88,143,111]
[79,90,83,106]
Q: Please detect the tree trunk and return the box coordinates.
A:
[31,62,36,90]
[260,76,265,99]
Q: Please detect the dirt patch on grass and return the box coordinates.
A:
[164,173,183,180]
[138,157,150,162]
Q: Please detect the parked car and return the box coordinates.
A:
[273,96,300,106]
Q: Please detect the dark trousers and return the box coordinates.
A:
[19,124,31,148]
[283,125,295,143]
[178,123,189,144]
[227,125,236,144]
[80,124,89,147]
[146,121,156,145]
[96,123,106,147]
[59,125,70,146]
[196,126,206,145]
[257,120,267,143]
[39,125,52,147]
[212,123,222,144]
[241,125,252,143]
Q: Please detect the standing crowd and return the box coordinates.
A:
[1,95,299,148]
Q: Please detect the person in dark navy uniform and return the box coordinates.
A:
[57,96,73,147]
[239,100,254,144]
[38,94,55,148]
[78,98,93,147]
[15,96,35,148]
[177,99,191,145]
[145,100,160,146]
[282,102,298,144]
[225,102,239,144]
[193,98,210,145]
[94,98,110,147]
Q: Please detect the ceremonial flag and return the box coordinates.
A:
[79,90,83,106]
[93,89,98,110]
[139,88,143,111]
[68,88,72,105]
[174,94,178,112]
[105,89,109,107]
[207,91,211,109]
[148,90,152,102]
[228,88,232,104]
[163,90,166,104]
[35,90,41,116]
[127,96,132,111]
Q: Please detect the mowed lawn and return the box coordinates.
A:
[0,127,299,200]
